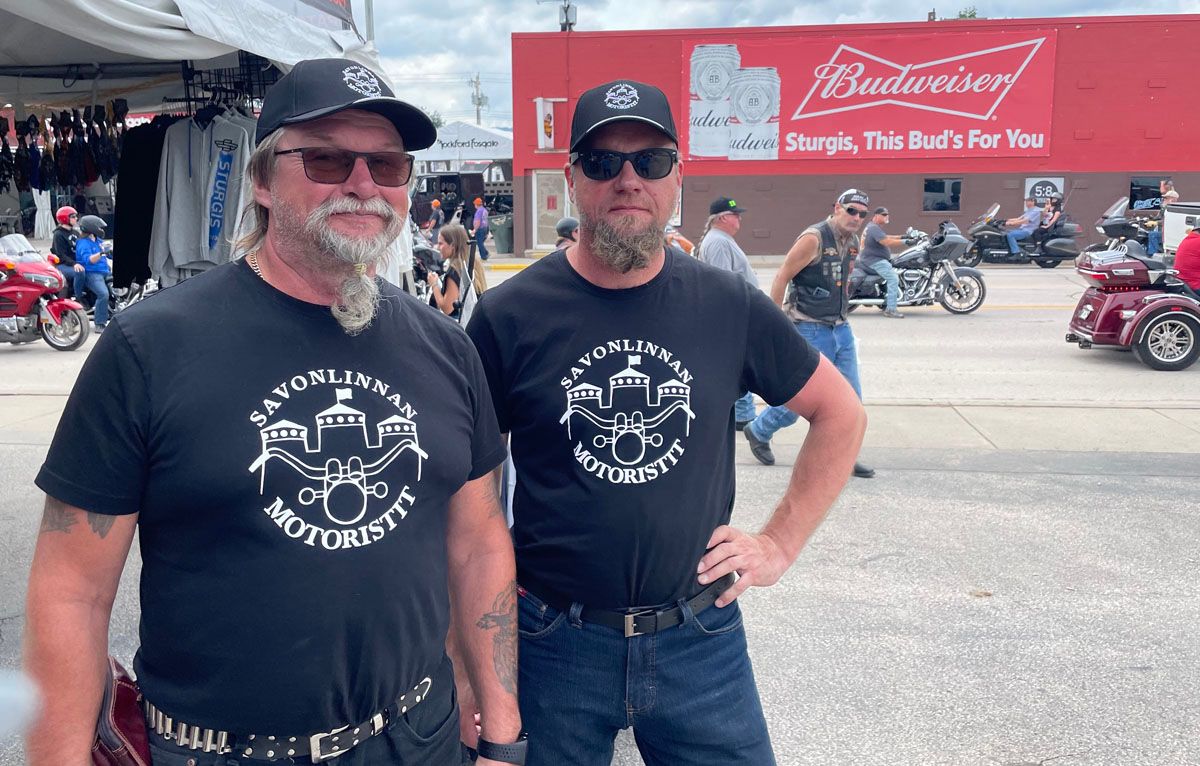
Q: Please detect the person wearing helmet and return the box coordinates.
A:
[555,216,579,249]
[427,198,445,246]
[471,196,490,260]
[74,215,110,330]
[50,206,80,297]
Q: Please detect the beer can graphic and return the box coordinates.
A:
[727,67,781,161]
[688,44,740,158]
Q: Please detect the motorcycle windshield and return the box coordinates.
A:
[984,202,1000,220]
[0,234,44,263]
[1100,197,1129,222]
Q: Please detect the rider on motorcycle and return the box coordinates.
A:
[859,207,908,319]
[50,206,79,297]
[555,216,580,250]
[1003,196,1043,254]
[74,215,110,331]
[1029,194,1063,249]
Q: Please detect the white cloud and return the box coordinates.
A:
[352,0,1197,130]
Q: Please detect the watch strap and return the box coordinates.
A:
[476,734,528,764]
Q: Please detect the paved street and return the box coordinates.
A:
[1,263,1197,765]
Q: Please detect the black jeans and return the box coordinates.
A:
[145,675,460,765]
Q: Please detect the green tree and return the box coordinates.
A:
[423,109,445,129]
[957,6,978,17]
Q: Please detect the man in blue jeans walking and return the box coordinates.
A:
[1004,196,1043,254]
[743,189,877,479]
[467,80,866,766]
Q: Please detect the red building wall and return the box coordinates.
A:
[511,15,1200,254]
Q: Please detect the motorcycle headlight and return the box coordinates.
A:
[29,273,60,289]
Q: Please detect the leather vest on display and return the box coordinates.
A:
[786,218,857,325]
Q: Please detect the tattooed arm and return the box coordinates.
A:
[446,474,521,756]
[24,496,137,766]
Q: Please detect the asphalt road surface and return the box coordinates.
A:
[1,262,1197,765]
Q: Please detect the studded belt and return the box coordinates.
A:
[143,676,433,763]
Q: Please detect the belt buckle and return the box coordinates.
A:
[309,725,349,763]
[623,609,654,638]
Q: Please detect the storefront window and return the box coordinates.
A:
[532,170,570,249]
[1129,176,1163,211]
[923,178,962,212]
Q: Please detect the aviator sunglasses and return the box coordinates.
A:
[569,148,679,181]
[274,147,415,187]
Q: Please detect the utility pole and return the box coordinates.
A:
[364,0,375,40]
[468,73,489,125]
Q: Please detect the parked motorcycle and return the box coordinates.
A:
[1066,244,1200,371]
[959,202,1083,268]
[849,221,987,314]
[0,234,90,351]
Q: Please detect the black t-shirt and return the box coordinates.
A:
[36,260,506,733]
[467,250,819,609]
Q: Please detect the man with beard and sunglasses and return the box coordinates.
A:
[742,189,878,479]
[465,80,865,765]
[25,59,523,766]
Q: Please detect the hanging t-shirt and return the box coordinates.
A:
[467,249,820,609]
[200,115,251,266]
[35,260,506,733]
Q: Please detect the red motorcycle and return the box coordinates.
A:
[0,233,90,351]
[1066,244,1200,371]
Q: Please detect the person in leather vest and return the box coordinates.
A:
[742,189,877,479]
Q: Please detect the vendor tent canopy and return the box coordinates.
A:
[0,0,382,110]
[414,121,514,163]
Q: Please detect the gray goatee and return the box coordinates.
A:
[279,194,403,335]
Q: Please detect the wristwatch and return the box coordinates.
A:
[476,731,528,764]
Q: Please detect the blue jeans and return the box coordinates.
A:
[1148,229,1162,255]
[517,588,775,766]
[749,321,861,443]
[1006,228,1032,254]
[734,391,756,423]
[74,271,109,326]
[475,227,489,260]
[866,259,901,311]
[55,264,77,297]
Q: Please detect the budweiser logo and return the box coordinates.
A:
[792,38,1045,121]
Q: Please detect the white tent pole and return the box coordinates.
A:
[364,0,375,41]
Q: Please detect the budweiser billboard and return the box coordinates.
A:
[683,30,1056,161]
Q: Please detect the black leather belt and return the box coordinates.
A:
[144,676,433,763]
[533,572,737,638]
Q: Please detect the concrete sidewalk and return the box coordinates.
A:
[4,393,1197,454]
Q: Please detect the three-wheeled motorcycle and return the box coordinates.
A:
[1066,245,1200,371]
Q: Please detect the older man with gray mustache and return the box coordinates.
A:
[25,59,522,766]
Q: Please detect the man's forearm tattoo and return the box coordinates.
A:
[39,496,77,534]
[39,496,116,539]
[475,580,518,696]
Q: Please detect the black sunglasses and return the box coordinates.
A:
[274,147,414,187]
[842,206,870,219]
[569,148,678,181]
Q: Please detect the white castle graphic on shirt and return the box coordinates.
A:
[248,387,428,528]
[560,350,695,484]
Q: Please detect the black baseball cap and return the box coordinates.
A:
[570,80,678,153]
[710,197,747,215]
[837,189,870,208]
[255,58,437,150]
[874,207,890,216]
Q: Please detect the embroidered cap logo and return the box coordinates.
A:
[604,84,640,110]
[343,65,383,98]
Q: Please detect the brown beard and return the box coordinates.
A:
[584,214,663,274]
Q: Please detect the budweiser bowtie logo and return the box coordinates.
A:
[792,38,1046,121]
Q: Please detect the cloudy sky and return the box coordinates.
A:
[349,0,1197,131]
